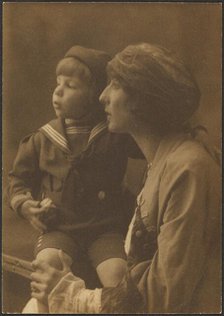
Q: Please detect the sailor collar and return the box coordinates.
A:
[39,118,108,154]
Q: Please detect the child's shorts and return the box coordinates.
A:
[34,230,126,268]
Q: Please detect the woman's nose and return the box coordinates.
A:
[99,86,109,105]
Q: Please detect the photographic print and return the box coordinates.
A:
[2,2,222,313]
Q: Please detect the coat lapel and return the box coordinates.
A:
[139,133,188,221]
[150,133,189,178]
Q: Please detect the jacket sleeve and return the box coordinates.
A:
[8,133,41,213]
[101,157,220,313]
[48,271,144,314]
[48,272,102,313]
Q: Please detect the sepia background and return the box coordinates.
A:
[2,2,222,313]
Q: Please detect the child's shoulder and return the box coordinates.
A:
[98,131,143,158]
[99,129,130,146]
[105,131,139,148]
[20,118,60,145]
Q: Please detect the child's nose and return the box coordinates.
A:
[54,85,63,97]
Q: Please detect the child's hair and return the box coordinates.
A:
[56,57,93,87]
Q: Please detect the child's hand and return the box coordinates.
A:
[20,200,47,232]
[38,198,60,229]
[30,250,71,304]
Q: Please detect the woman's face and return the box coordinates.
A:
[99,79,135,133]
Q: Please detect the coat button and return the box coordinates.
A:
[98,191,106,200]
[135,230,142,238]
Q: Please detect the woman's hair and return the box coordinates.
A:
[107,43,201,135]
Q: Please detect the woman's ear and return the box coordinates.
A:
[127,92,142,114]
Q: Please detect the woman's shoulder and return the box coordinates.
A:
[158,138,221,199]
[166,138,219,175]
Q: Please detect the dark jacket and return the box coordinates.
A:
[8,118,143,235]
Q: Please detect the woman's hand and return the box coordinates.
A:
[30,250,71,304]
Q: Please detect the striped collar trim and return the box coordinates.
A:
[41,124,70,153]
[66,126,92,134]
[88,121,107,144]
[40,119,107,152]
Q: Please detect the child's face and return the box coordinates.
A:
[52,74,92,120]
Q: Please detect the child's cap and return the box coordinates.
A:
[64,45,111,93]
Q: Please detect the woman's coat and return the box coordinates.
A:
[101,133,221,313]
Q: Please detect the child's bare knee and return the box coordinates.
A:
[96,258,127,287]
[36,248,72,270]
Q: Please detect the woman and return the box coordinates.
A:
[29,43,221,313]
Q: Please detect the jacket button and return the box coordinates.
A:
[135,230,142,238]
[98,191,106,200]
[148,226,156,232]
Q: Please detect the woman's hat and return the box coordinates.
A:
[108,43,201,128]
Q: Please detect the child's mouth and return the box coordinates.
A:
[53,102,60,109]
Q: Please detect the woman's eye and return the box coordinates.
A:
[111,80,121,89]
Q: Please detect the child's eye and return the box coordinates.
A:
[68,82,78,89]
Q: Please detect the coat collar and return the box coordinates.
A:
[149,132,189,177]
[39,118,108,153]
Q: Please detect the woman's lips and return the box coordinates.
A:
[105,111,111,120]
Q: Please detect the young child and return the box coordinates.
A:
[8,45,143,307]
